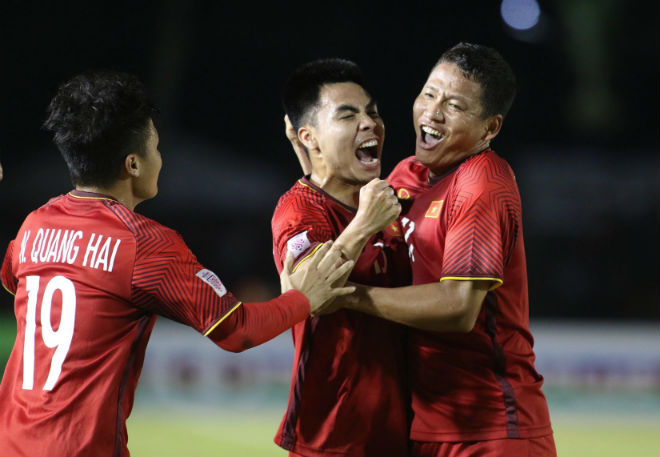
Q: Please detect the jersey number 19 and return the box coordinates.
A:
[22,275,76,391]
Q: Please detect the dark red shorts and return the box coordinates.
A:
[411,435,556,457]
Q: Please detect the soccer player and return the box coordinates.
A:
[343,43,557,457]
[0,71,356,457]
[271,59,411,457]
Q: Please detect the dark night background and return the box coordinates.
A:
[1,0,658,321]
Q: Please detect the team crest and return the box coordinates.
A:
[385,220,403,237]
[196,269,227,298]
[397,188,411,199]
[425,200,444,218]
[287,231,311,259]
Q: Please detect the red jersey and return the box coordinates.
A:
[387,151,553,442]
[271,177,411,457]
[0,190,255,457]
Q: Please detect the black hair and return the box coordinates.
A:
[437,42,517,118]
[43,71,158,187]
[282,58,367,130]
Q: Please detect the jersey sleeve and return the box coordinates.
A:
[441,159,520,289]
[271,196,335,273]
[1,240,17,296]
[130,222,241,336]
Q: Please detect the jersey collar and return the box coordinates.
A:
[427,148,492,186]
[298,176,357,213]
[68,189,120,203]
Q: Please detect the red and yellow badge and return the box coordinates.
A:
[397,188,411,199]
[425,200,444,218]
[385,220,403,237]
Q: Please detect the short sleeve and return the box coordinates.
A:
[441,159,520,288]
[130,223,241,335]
[1,240,17,295]
[271,197,335,273]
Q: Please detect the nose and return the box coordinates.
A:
[359,113,378,131]
[425,101,444,122]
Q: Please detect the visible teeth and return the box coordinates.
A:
[359,156,378,164]
[360,139,378,148]
[422,126,442,138]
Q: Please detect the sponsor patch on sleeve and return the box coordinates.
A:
[196,269,227,298]
[287,231,311,259]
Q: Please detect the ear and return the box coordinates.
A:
[483,114,503,142]
[122,154,141,178]
[298,126,319,152]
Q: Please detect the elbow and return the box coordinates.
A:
[214,337,255,353]
[426,305,478,333]
[452,301,481,332]
[453,314,477,333]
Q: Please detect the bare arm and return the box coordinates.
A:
[346,279,492,332]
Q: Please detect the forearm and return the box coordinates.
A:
[208,290,309,352]
[349,280,489,332]
[332,220,372,262]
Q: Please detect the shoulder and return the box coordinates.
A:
[455,150,517,192]
[388,156,425,183]
[105,201,182,247]
[273,180,329,225]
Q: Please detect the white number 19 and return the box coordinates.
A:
[23,275,76,391]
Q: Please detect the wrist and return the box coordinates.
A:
[344,218,373,243]
[281,289,311,315]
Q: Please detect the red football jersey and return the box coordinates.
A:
[0,190,242,457]
[271,177,411,457]
[387,151,553,442]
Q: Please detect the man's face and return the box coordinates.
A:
[133,119,162,201]
[413,61,493,175]
[305,82,384,187]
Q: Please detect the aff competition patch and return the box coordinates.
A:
[287,231,311,259]
[196,269,227,298]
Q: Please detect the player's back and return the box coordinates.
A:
[0,191,159,457]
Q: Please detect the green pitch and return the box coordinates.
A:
[127,407,659,457]
[127,408,288,457]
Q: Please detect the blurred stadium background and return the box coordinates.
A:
[1,1,658,456]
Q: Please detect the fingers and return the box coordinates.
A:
[283,250,294,274]
[317,244,343,272]
[326,259,355,284]
[308,241,332,268]
[330,285,357,297]
[284,115,296,140]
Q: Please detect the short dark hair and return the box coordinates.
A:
[43,71,157,187]
[436,42,517,118]
[282,58,367,131]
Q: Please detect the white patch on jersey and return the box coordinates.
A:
[196,269,227,298]
[287,231,311,260]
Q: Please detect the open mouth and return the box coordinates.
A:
[355,138,379,165]
[421,125,444,147]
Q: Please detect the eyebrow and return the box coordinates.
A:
[334,98,378,114]
[425,85,469,104]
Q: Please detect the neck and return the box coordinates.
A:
[75,182,140,210]
[428,143,490,178]
[308,173,360,208]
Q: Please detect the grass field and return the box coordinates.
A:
[1,317,658,457]
[126,406,659,457]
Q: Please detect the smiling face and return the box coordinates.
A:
[413,61,501,176]
[300,81,384,195]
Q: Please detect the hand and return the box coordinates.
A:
[284,115,312,176]
[353,178,401,236]
[280,241,356,316]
